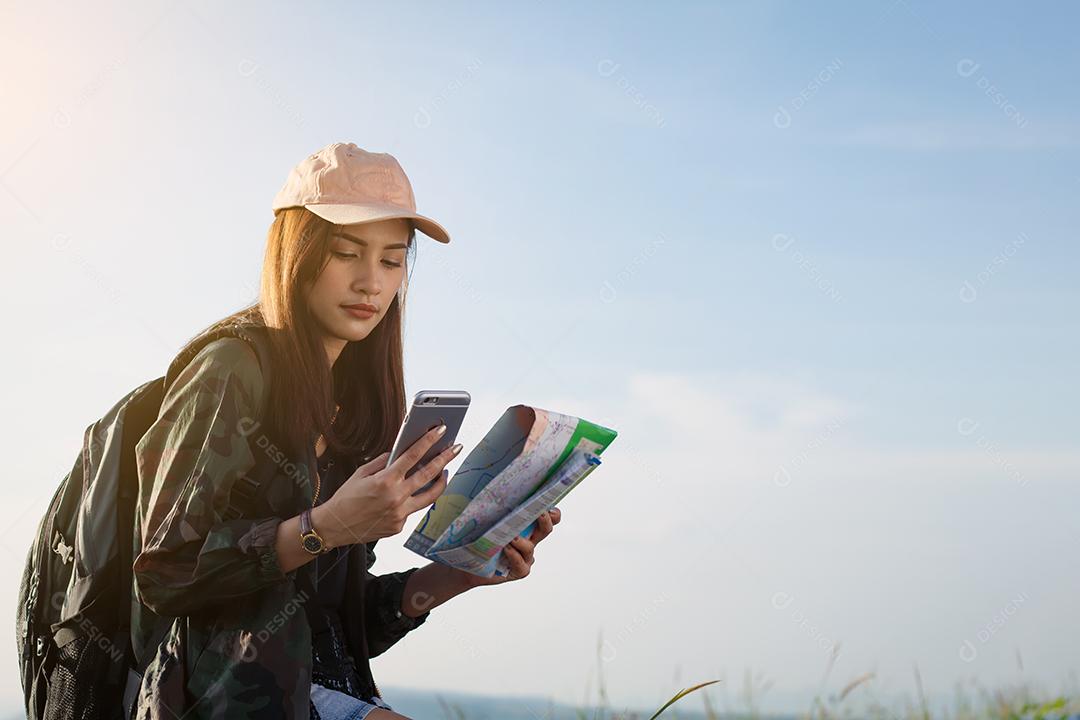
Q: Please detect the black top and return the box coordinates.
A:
[307,448,369,699]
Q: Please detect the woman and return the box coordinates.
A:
[129,143,561,719]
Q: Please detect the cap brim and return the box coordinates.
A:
[303,203,451,243]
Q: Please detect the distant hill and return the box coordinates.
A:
[0,689,800,719]
[379,686,798,720]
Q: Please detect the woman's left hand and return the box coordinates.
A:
[459,508,562,587]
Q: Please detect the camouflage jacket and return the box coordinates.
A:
[129,335,429,719]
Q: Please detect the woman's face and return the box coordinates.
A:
[305,217,411,361]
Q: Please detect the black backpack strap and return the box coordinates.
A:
[128,323,277,675]
[163,322,275,421]
[220,324,275,415]
[220,325,277,522]
[222,474,262,521]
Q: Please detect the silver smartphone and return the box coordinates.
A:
[387,390,471,496]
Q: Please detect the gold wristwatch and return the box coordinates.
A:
[299,507,331,555]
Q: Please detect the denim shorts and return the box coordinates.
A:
[311,682,395,719]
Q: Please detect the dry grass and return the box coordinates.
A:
[436,633,1078,720]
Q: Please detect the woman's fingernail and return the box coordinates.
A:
[451,443,463,455]
[435,424,447,435]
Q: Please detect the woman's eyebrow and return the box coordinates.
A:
[333,231,408,251]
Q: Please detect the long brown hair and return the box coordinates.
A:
[182,206,417,468]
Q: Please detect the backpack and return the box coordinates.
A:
[16,322,276,720]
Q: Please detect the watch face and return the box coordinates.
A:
[302,534,324,554]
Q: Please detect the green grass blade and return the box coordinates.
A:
[647,680,722,720]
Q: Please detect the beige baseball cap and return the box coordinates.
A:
[271,142,451,244]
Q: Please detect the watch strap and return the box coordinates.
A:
[299,507,330,554]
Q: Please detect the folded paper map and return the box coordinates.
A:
[404,404,617,577]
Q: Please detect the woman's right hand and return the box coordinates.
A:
[315,424,461,548]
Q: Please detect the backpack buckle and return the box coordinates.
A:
[223,475,261,521]
[52,530,73,565]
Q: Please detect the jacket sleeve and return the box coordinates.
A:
[132,337,291,617]
[362,543,431,657]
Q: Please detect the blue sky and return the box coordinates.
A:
[1,0,1077,714]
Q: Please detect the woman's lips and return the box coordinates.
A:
[342,304,376,319]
